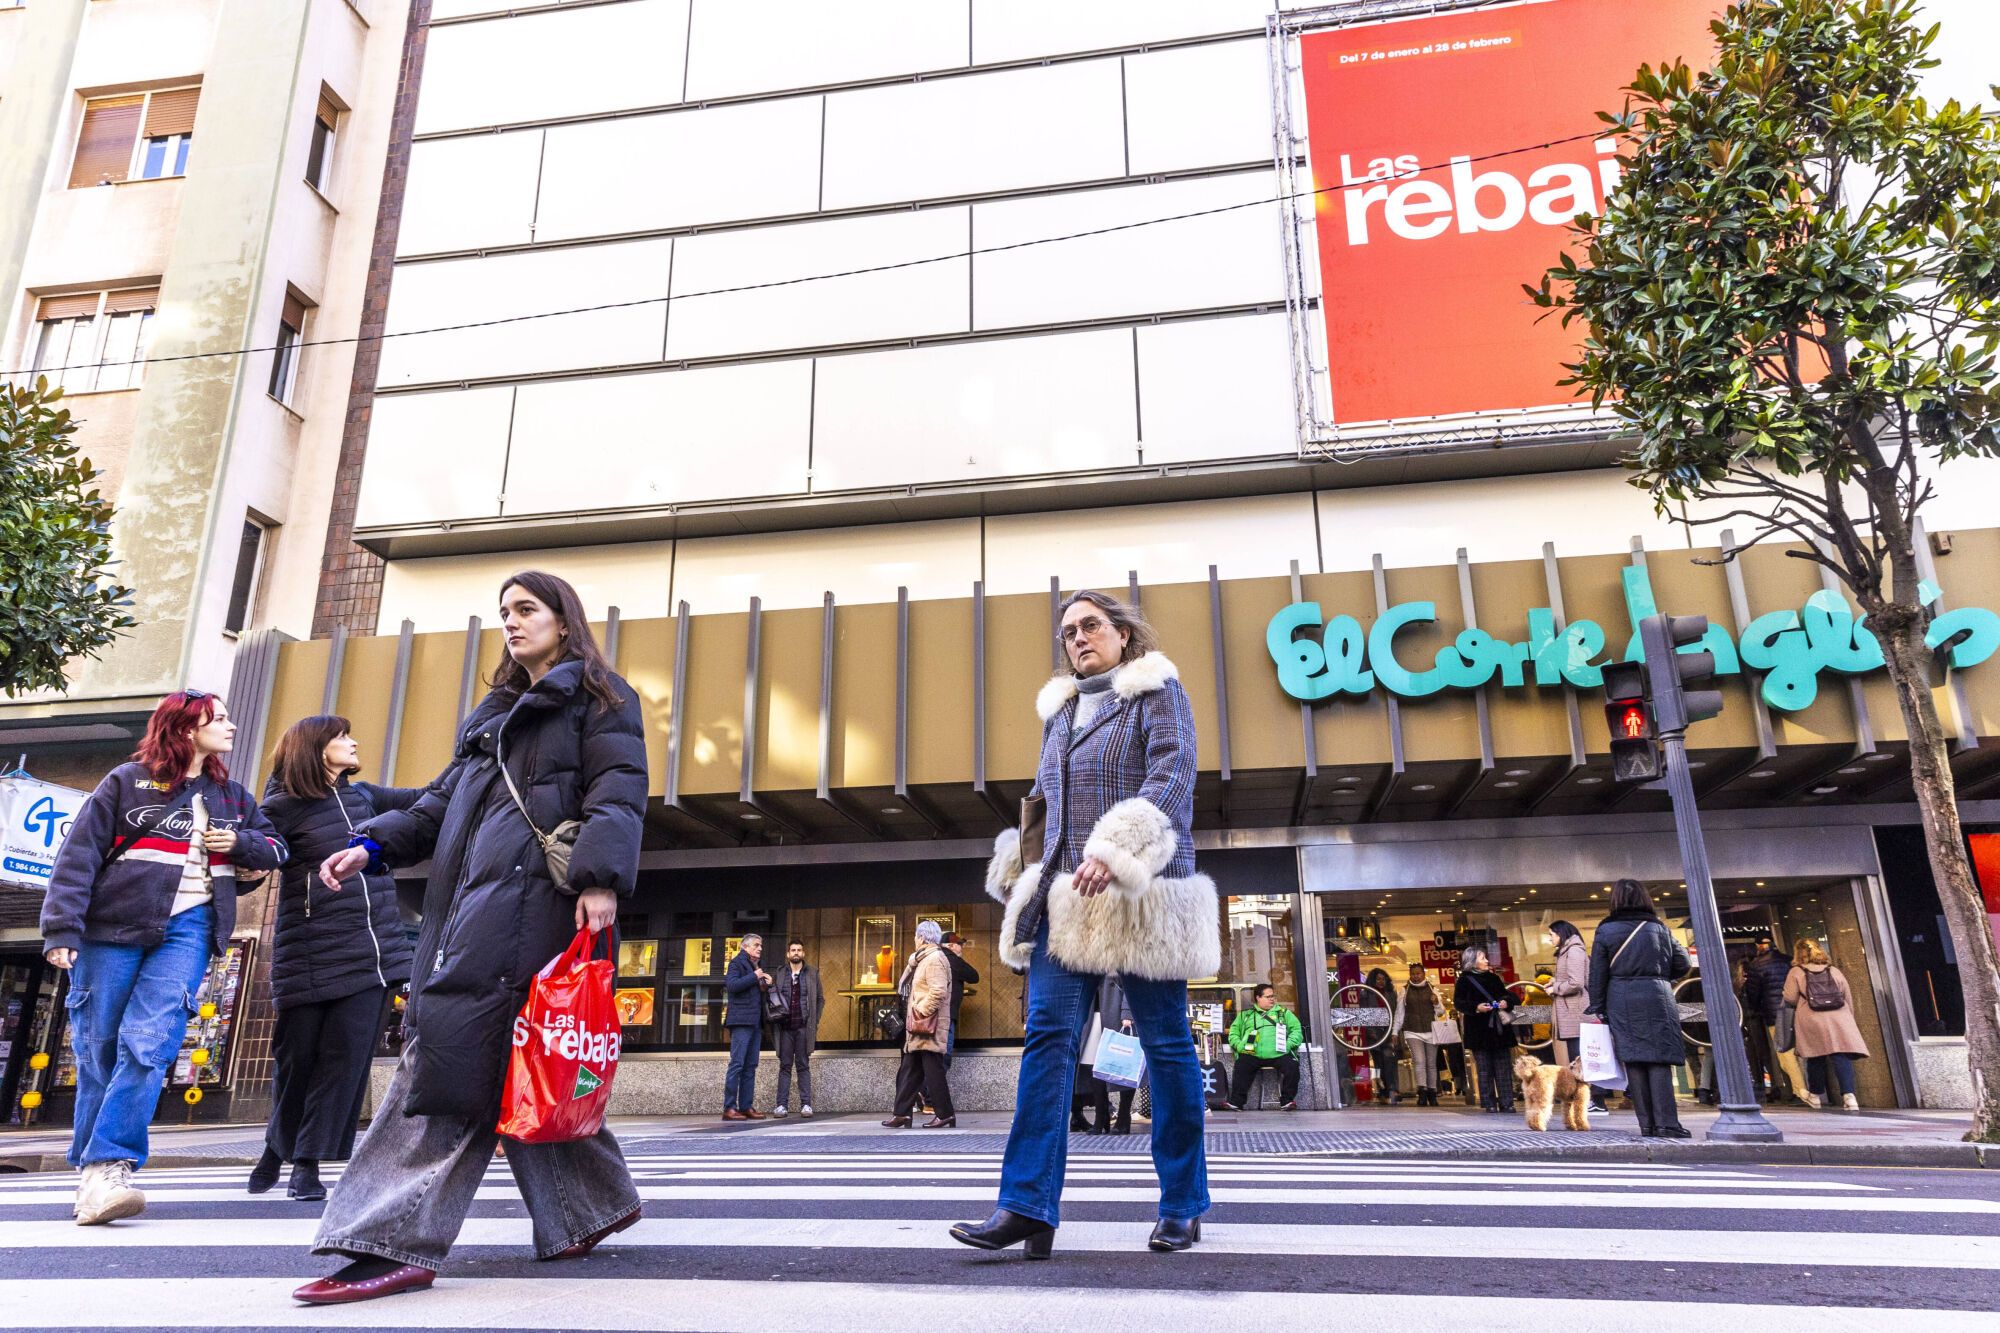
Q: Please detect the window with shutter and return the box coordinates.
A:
[31,289,159,393]
[68,96,143,189]
[306,91,341,192]
[137,86,199,180]
[270,291,310,404]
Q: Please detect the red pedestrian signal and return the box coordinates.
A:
[1602,659,1662,784]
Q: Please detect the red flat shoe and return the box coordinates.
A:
[551,1206,641,1260]
[292,1264,435,1305]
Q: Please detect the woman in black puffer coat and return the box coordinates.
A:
[250,717,420,1201]
[1586,878,1692,1138]
[296,571,648,1307]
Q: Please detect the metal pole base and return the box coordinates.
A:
[1705,1103,1785,1143]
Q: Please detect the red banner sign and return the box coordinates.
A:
[1299,0,1719,424]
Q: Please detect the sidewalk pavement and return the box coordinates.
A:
[3,1104,1990,1173]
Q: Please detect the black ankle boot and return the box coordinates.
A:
[288,1159,325,1202]
[247,1147,282,1195]
[1112,1116,1132,1136]
[949,1209,1055,1259]
[1148,1216,1202,1252]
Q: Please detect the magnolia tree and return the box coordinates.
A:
[0,380,133,695]
[1532,0,2000,1137]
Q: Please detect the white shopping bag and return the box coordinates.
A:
[1092,1029,1147,1089]
[1578,1022,1627,1090]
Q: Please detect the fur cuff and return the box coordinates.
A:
[985,828,1023,905]
[1081,797,1177,895]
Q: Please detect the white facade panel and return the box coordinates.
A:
[414,1,691,134]
[1136,313,1295,464]
[378,541,678,634]
[504,362,813,516]
[667,209,970,360]
[972,171,1283,329]
[397,132,543,256]
[378,238,673,386]
[533,99,823,243]
[821,61,1125,210]
[970,0,1269,63]
[1316,471,1707,575]
[984,494,1320,595]
[356,387,513,529]
[685,0,969,100]
[811,330,1139,492]
[672,520,983,612]
[1123,39,1274,175]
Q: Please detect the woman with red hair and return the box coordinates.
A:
[40,690,286,1224]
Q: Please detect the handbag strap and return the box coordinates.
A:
[1608,920,1652,972]
[494,732,552,850]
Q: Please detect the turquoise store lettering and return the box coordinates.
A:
[1268,565,2000,713]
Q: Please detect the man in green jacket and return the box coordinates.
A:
[1224,983,1304,1110]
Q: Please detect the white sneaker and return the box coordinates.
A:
[1841,1093,1859,1111]
[800,1105,813,1119]
[1800,1090,1824,1109]
[771,1106,788,1118]
[75,1160,145,1226]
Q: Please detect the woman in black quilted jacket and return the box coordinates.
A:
[250,716,420,1202]
[294,571,648,1306]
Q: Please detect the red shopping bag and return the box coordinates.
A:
[496,928,621,1143]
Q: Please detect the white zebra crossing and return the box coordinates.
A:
[0,1148,1991,1330]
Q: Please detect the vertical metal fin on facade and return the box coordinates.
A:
[1446,547,1497,817]
[1362,555,1404,821]
[381,619,416,786]
[1049,576,1063,674]
[815,592,887,839]
[1814,538,1877,759]
[320,624,348,716]
[226,628,295,791]
[665,600,690,811]
[1912,517,1980,752]
[603,605,621,668]
[1207,565,1234,789]
[1718,530,1780,760]
[456,616,483,728]
[1127,569,1141,608]
[1289,560,1319,825]
[1536,540,1584,772]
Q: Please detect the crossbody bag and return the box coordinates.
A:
[496,735,583,893]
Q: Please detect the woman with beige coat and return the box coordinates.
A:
[1783,940,1868,1110]
[1546,920,1609,1114]
[883,921,956,1128]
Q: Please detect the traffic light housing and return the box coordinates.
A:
[1641,613,1725,733]
[1602,658,1662,784]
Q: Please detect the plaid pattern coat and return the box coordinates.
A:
[984,653,1219,981]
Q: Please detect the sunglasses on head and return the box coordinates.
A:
[181,688,211,701]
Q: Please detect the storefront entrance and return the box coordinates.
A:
[1319,876,1896,1111]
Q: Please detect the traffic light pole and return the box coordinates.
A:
[1658,723,1784,1143]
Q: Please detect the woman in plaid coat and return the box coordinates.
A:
[950,590,1215,1260]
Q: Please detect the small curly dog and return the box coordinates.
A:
[1514,1053,1591,1131]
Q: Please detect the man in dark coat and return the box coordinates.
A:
[722,935,772,1120]
[769,939,824,1118]
[1742,935,1797,1101]
[941,931,979,1065]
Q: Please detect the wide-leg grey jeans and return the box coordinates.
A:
[311,1037,639,1271]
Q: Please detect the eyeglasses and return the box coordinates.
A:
[1059,615,1111,644]
[181,688,210,701]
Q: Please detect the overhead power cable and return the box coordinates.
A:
[10,130,1612,378]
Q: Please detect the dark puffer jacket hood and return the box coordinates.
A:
[260,775,420,1009]
[357,659,647,1121]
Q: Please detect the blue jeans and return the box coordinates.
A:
[66,905,214,1168]
[996,925,1209,1227]
[1808,1052,1857,1099]
[723,1025,761,1111]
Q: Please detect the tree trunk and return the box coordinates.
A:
[1875,609,2000,1140]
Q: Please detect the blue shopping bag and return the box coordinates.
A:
[1091,1029,1147,1089]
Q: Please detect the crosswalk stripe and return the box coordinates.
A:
[1,1214,1990,1268]
[0,1276,1989,1330]
[3,1184,1952,1216]
[613,1168,1876,1190]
